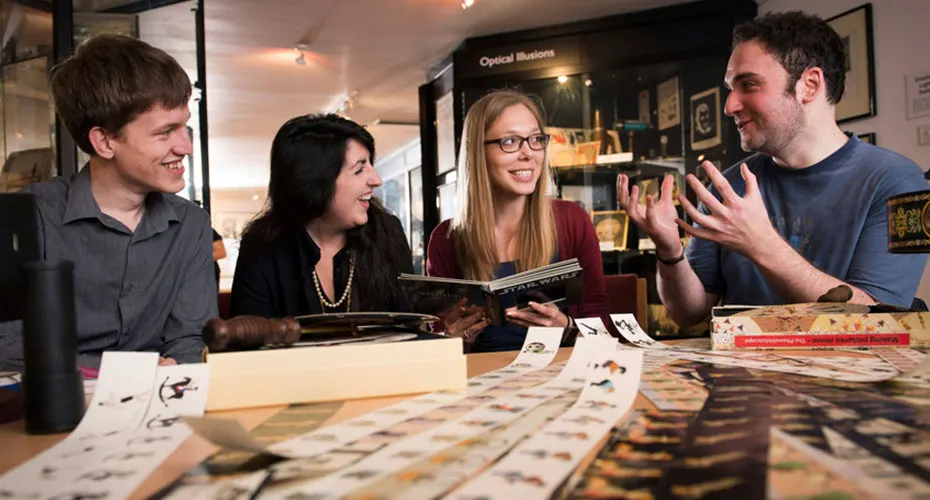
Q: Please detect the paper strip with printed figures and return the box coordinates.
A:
[343,390,581,500]
[0,352,210,499]
[261,335,618,498]
[575,317,614,338]
[350,339,617,499]
[448,348,642,499]
[153,401,343,499]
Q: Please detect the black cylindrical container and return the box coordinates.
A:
[20,260,84,434]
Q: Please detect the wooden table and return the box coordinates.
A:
[0,345,871,498]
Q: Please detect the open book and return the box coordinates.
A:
[399,258,584,325]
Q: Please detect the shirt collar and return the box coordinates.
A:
[62,165,180,232]
[62,166,100,225]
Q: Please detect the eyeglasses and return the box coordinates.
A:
[484,133,550,153]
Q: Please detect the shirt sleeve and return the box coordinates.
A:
[845,167,929,307]
[161,215,215,363]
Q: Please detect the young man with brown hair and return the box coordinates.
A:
[618,11,927,327]
[0,35,216,370]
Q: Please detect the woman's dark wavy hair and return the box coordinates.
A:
[733,11,846,104]
[240,113,410,311]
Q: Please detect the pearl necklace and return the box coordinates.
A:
[312,251,355,311]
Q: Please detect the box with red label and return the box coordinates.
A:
[710,302,930,350]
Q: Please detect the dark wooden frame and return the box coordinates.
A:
[827,3,877,124]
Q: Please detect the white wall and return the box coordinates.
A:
[759,0,930,303]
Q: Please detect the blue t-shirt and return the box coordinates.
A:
[686,135,929,308]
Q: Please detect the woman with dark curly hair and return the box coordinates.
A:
[231,114,413,317]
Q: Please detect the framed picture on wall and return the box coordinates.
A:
[592,210,630,251]
[690,87,722,151]
[657,77,681,131]
[827,3,876,123]
[857,132,876,145]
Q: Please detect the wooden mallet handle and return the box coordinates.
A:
[203,316,301,351]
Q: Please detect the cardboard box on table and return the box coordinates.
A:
[710,302,930,351]
[204,336,467,411]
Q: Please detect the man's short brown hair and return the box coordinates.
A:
[51,34,192,155]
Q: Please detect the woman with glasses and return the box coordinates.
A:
[426,89,608,352]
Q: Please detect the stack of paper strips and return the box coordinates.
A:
[206,336,467,411]
[710,302,930,350]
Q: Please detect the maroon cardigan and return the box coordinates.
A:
[426,199,609,328]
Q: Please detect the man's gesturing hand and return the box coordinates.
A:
[617,173,682,260]
[678,161,781,258]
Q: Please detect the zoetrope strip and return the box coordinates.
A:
[575,317,614,338]
[0,352,209,499]
[360,391,581,500]
[260,335,618,498]
[351,339,617,499]
[155,401,344,499]
[449,347,643,499]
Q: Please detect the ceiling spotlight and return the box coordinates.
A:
[584,78,592,87]
[293,43,310,66]
[557,75,568,84]
[461,0,474,9]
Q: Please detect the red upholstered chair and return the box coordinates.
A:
[217,291,232,320]
[602,273,648,335]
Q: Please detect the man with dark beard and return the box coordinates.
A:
[617,11,927,327]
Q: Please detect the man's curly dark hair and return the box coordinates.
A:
[733,11,847,104]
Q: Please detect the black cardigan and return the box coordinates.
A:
[230,216,413,318]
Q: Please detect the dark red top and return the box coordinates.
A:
[426,199,609,330]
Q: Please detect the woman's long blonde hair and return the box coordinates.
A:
[452,89,556,281]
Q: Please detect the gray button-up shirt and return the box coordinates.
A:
[0,167,216,370]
